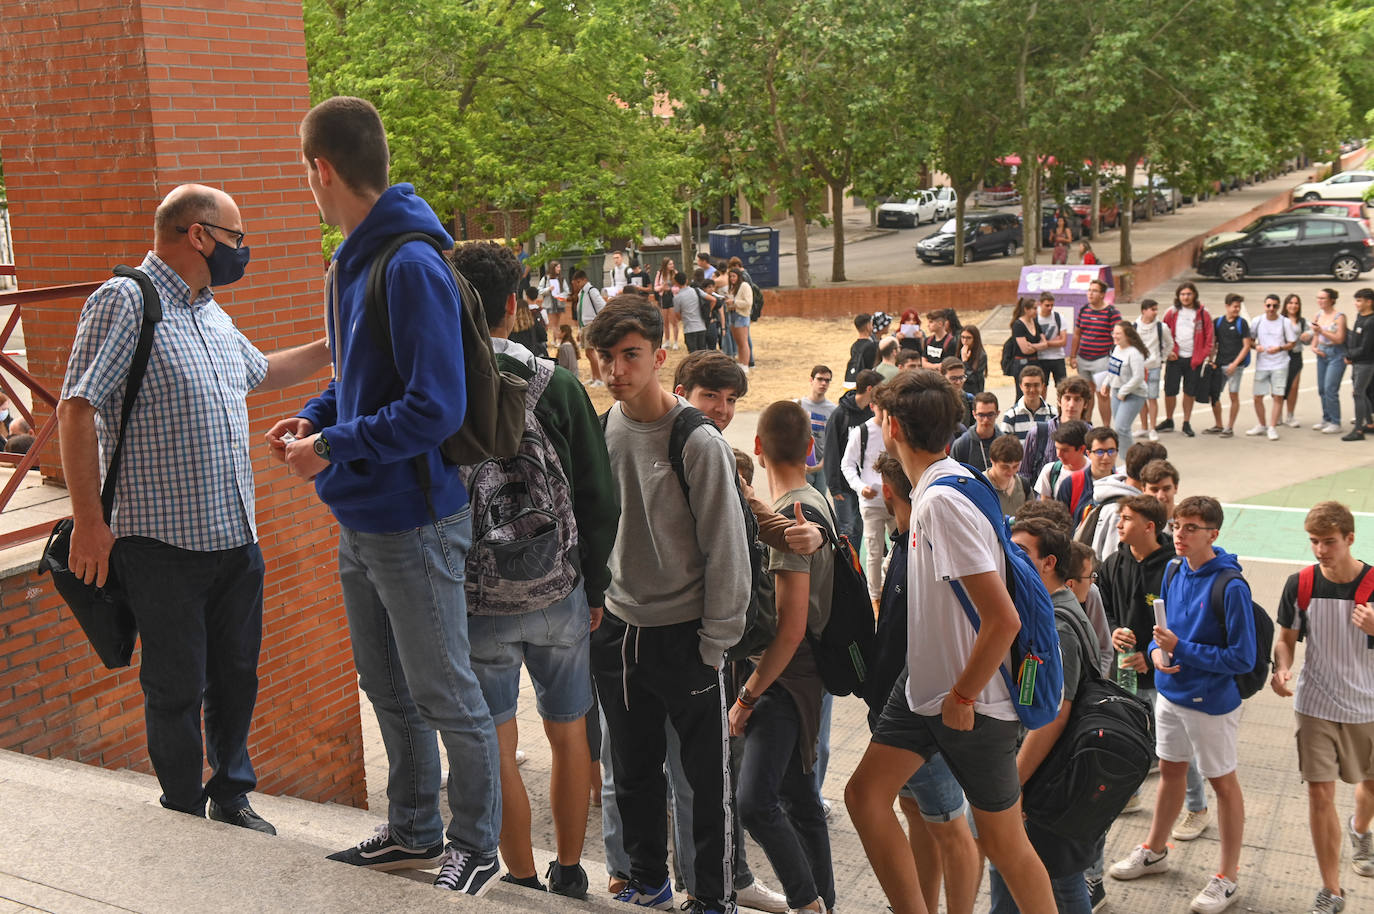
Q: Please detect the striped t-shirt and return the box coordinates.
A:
[1277,563,1374,723]
[1076,304,1121,361]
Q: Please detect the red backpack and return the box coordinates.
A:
[1294,564,1374,640]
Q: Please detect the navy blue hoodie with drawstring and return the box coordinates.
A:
[1151,547,1256,715]
[298,184,468,533]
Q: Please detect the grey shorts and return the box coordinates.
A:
[1254,367,1288,397]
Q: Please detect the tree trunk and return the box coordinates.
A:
[1089,159,1101,241]
[1020,152,1038,265]
[500,210,513,243]
[830,180,847,282]
[954,191,967,267]
[1120,157,1138,266]
[792,197,812,288]
[680,209,693,276]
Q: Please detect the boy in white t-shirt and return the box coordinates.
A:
[1272,501,1374,914]
[1245,295,1297,440]
[846,370,1055,914]
[843,413,894,602]
[1135,299,1174,441]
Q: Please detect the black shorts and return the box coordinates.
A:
[1164,358,1208,401]
[871,676,1023,813]
[1039,358,1067,385]
[1285,350,1303,397]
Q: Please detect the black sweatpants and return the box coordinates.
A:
[592,614,733,908]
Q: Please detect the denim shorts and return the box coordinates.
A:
[898,751,968,822]
[731,311,751,328]
[468,584,594,725]
[1144,366,1161,399]
[1253,366,1287,397]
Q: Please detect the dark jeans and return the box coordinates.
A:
[592,615,734,908]
[113,537,265,814]
[738,688,835,910]
[831,491,863,545]
[685,330,712,352]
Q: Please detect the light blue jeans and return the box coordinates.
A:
[1316,348,1347,425]
[338,508,502,855]
[1111,392,1146,458]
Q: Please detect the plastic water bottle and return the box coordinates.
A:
[1116,651,1138,694]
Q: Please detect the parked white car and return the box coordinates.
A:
[877,190,938,227]
[932,186,957,218]
[1292,170,1374,202]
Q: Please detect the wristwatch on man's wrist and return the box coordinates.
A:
[313,433,331,461]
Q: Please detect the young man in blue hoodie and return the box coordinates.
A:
[268,97,502,898]
[1109,495,1255,914]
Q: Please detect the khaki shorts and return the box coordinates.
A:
[1296,712,1374,784]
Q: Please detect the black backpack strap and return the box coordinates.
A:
[102,266,164,523]
[667,406,715,514]
[365,231,440,362]
[1207,568,1248,635]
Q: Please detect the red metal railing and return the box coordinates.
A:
[0,279,103,549]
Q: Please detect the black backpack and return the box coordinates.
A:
[798,503,875,696]
[1021,603,1156,841]
[1000,334,1018,377]
[1162,559,1273,699]
[749,280,765,321]
[358,232,526,469]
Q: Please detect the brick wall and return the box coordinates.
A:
[0,1,365,806]
[763,279,1020,319]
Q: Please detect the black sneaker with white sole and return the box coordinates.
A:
[546,860,589,899]
[326,824,444,870]
[434,845,501,896]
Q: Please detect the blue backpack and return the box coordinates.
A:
[929,467,1065,730]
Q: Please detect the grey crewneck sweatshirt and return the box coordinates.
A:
[603,396,750,667]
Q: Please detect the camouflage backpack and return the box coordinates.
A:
[461,359,579,614]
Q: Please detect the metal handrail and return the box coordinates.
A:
[0,279,103,549]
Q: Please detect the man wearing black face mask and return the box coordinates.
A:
[56,183,331,831]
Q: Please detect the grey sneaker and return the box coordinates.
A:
[1350,816,1374,876]
[1311,887,1346,913]
[1109,845,1169,880]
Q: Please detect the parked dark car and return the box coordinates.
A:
[916,213,1023,264]
[1041,204,1084,246]
[1197,215,1374,282]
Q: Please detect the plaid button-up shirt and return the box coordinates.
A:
[61,253,269,552]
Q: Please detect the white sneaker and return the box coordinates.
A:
[1267,426,1280,440]
[1324,423,1344,434]
[736,879,789,913]
[1314,420,1330,430]
[1172,807,1212,841]
[1245,424,1268,436]
[1285,415,1301,428]
[1190,874,1239,913]
[1109,845,1169,880]
[1148,429,1159,441]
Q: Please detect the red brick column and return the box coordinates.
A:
[0,1,365,806]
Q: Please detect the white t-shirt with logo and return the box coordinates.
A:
[907,458,1016,721]
[1251,314,1297,372]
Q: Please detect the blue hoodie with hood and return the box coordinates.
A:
[297,184,468,533]
[1151,547,1255,715]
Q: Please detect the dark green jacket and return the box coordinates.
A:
[496,349,619,608]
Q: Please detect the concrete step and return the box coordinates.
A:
[0,748,617,913]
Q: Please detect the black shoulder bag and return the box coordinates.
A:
[39,265,163,669]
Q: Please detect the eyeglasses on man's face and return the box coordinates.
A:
[178,222,246,250]
[1090,448,1118,458]
[1176,523,1217,536]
